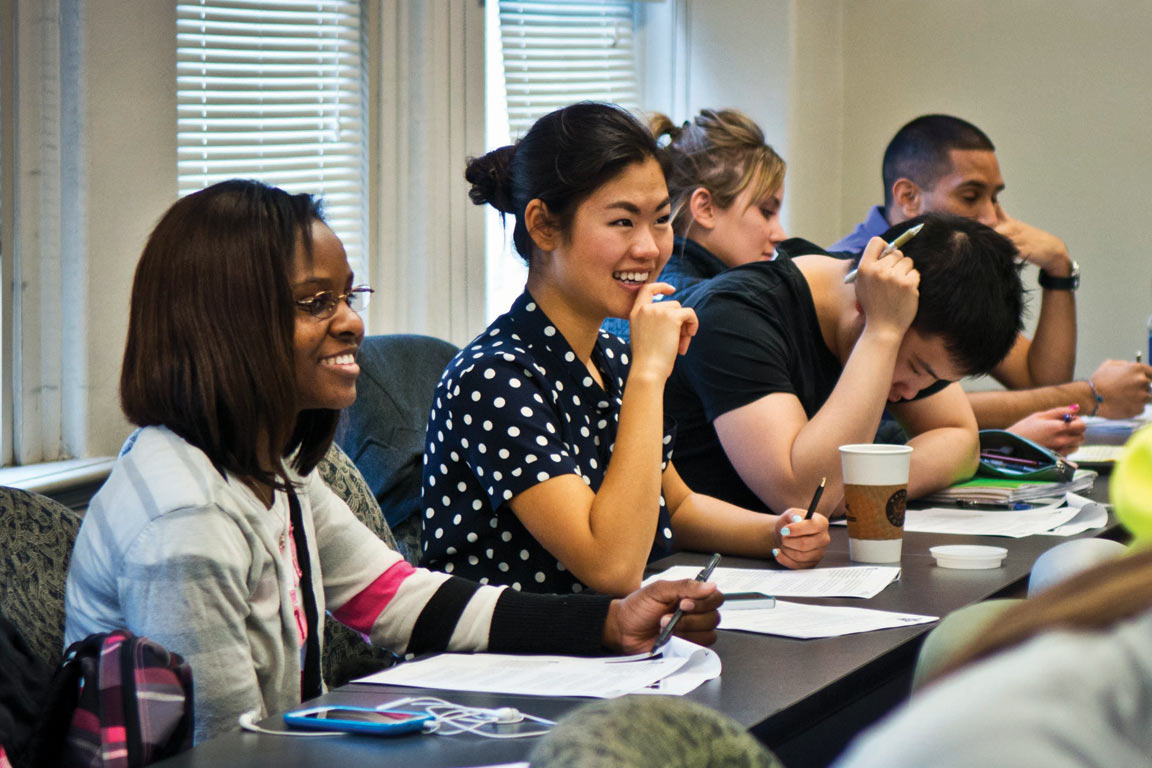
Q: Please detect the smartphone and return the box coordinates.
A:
[723,592,776,610]
[283,705,434,736]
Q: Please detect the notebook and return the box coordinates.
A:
[920,469,1097,506]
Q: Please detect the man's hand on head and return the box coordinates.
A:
[854,236,920,338]
[994,205,1071,274]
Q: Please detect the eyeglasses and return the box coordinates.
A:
[294,285,374,320]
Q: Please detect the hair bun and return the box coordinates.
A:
[465,145,517,213]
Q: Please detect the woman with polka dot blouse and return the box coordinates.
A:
[421,103,830,596]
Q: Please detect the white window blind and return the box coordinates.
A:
[176,0,368,281]
[499,1,641,139]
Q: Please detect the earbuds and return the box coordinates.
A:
[388,696,554,739]
[492,707,523,724]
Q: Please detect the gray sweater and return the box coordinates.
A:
[835,607,1152,768]
[65,426,611,743]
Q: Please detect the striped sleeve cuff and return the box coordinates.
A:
[488,590,613,656]
[407,577,486,654]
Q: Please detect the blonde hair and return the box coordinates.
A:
[650,109,785,234]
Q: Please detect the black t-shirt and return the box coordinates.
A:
[665,258,946,512]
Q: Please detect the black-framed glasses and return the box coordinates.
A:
[294,285,374,320]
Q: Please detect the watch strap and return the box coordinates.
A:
[1039,262,1079,291]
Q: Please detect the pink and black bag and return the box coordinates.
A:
[33,630,194,767]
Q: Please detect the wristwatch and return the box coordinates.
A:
[1038,260,1080,291]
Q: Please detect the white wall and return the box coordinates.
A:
[84,0,178,456]
[686,0,1152,381]
[640,0,793,167]
[830,0,1152,378]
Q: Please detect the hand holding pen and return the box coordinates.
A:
[844,223,924,283]
[771,479,831,570]
[844,229,922,339]
[651,553,722,654]
[1005,405,1086,455]
[605,575,722,655]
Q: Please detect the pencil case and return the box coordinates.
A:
[977,430,1075,482]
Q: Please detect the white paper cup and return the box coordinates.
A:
[839,444,913,563]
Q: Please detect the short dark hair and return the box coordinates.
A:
[464,102,663,263]
[121,179,338,488]
[881,213,1024,376]
[882,115,995,210]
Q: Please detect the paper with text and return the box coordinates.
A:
[643,565,900,599]
[719,600,936,639]
[903,492,1105,538]
[354,637,719,698]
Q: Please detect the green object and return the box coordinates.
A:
[1112,424,1152,545]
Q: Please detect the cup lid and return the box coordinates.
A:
[929,545,1008,570]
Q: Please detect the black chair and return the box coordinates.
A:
[335,333,459,564]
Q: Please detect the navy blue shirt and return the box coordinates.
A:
[421,291,676,593]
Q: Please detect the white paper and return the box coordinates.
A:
[630,636,722,695]
[1038,493,1110,536]
[643,565,900,599]
[719,600,937,639]
[902,492,1106,538]
[354,637,719,698]
[1067,444,1123,464]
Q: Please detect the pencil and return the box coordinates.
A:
[803,477,826,520]
[843,222,925,284]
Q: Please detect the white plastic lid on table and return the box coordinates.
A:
[929,545,1008,569]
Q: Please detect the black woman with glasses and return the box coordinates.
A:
[63,178,725,745]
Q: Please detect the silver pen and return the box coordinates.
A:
[843,222,925,284]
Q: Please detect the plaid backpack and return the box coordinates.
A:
[31,630,195,767]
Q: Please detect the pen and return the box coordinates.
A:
[843,222,925,284]
[979,452,1044,467]
[651,552,721,654]
[803,477,826,520]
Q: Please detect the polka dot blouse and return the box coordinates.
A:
[420,291,676,593]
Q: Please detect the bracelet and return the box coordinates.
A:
[1086,378,1102,417]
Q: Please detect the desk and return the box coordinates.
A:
[158,481,1122,768]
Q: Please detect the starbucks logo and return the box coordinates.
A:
[886,489,907,527]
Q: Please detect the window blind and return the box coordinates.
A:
[499,1,640,139]
[176,0,368,281]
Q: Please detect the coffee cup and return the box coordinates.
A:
[839,444,913,563]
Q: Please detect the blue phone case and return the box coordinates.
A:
[283,706,433,736]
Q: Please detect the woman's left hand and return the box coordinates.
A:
[773,509,830,569]
[602,578,723,653]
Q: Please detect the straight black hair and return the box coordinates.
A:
[465,102,663,263]
[121,179,338,489]
[881,213,1024,376]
